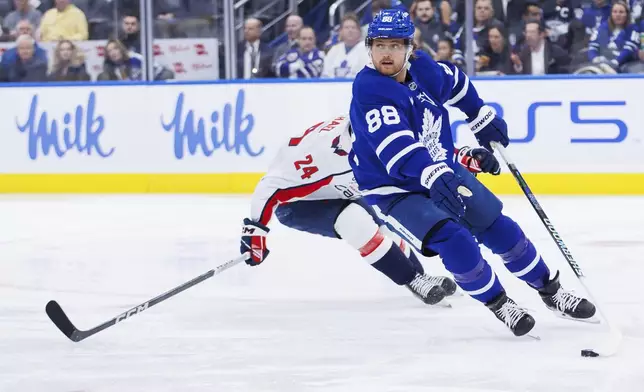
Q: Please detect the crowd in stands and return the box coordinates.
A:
[246,0,644,78]
[0,0,642,83]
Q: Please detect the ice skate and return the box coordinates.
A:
[422,275,458,296]
[538,271,597,322]
[406,273,448,306]
[486,292,536,337]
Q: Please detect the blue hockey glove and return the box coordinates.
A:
[421,163,471,218]
[468,105,509,152]
[240,218,270,266]
[457,146,501,175]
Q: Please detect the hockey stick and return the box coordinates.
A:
[491,142,621,357]
[46,253,248,342]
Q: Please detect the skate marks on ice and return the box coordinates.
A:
[0,195,643,392]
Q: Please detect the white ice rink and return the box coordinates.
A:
[1,195,643,392]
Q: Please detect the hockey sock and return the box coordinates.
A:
[380,225,425,274]
[335,203,417,285]
[365,235,417,285]
[425,221,503,303]
[476,215,550,289]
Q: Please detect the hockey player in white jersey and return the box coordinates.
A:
[239,115,500,304]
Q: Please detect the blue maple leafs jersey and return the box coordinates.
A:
[349,51,484,202]
[617,20,643,64]
[588,21,633,62]
[275,48,325,79]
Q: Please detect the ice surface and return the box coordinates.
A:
[1,195,643,392]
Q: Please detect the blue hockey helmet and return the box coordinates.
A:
[366,9,415,46]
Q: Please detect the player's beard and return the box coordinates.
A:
[370,47,413,78]
[373,55,404,76]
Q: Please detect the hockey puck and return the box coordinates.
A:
[581,349,599,357]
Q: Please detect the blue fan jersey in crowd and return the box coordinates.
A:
[580,3,611,31]
[275,48,325,78]
[349,51,484,203]
[588,21,632,62]
[617,20,644,63]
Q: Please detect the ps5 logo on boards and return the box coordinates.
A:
[115,302,149,323]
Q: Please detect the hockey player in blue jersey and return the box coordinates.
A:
[349,9,596,337]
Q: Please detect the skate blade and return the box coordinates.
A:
[526,333,541,341]
[553,311,601,324]
[433,298,452,308]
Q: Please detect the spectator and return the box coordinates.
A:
[581,0,611,33]
[119,14,141,53]
[508,1,543,49]
[453,0,504,58]
[39,0,88,41]
[413,25,434,55]
[435,37,466,69]
[543,0,588,57]
[410,0,452,26]
[237,17,273,79]
[514,19,570,74]
[97,39,136,80]
[275,26,324,79]
[155,0,214,38]
[154,0,188,38]
[95,38,177,81]
[414,0,449,53]
[0,20,47,70]
[0,34,48,82]
[491,0,526,28]
[272,14,303,68]
[323,13,369,78]
[85,0,117,39]
[478,25,515,74]
[3,0,42,39]
[48,39,90,81]
[587,0,631,70]
[616,15,644,72]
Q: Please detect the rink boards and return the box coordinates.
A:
[0,76,642,194]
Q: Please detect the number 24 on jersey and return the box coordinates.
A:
[294,154,319,179]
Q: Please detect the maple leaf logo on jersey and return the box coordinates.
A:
[419,108,448,162]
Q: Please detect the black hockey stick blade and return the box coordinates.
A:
[45,253,248,343]
[46,300,84,342]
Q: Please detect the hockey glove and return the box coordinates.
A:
[421,163,471,218]
[457,146,501,175]
[467,105,509,152]
[240,218,270,266]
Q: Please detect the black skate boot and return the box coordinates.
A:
[486,292,536,337]
[538,271,596,320]
[406,273,447,305]
[423,275,458,296]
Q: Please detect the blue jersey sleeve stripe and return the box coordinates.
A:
[376,130,415,155]
[385,142,425,173]
[452,66,459,88]
[445,73,470,106]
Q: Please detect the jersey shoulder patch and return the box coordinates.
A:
[408,52,453,101]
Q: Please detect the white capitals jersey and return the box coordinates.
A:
[250,116,359,225]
